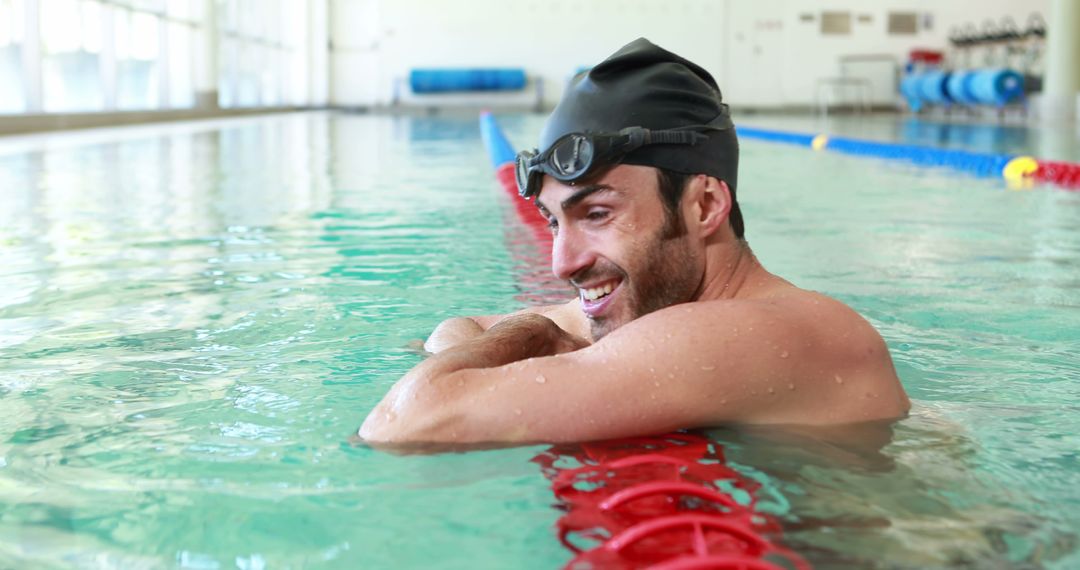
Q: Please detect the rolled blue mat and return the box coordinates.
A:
[410,68,527,93]
[968,68,1025,106]
[918,70,952,105]
[900,74,924,111]
[946,70,980,105]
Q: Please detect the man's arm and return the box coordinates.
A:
[362,313,589,442]
[360,298,907,445]
[360,304,762,444]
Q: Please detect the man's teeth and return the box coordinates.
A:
[583,283,615,301]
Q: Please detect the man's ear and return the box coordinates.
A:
[689,175,732,238]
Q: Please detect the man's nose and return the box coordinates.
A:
[551,225,594,281]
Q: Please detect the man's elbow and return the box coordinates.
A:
[358,398,466,446]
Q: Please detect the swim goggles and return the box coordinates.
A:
[514,126,710,199]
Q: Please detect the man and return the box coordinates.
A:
[359,38,909,445]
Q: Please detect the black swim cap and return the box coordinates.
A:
[540,38,739,195]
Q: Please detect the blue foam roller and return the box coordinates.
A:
[968,68,1024,106]
[900,74,924,111]
[946,71,979,105]
[410,68,527,93]
[919,71,952,105]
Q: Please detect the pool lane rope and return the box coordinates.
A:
[534,434,810,570]
[736,126,1080,191]
[480,111,809,570]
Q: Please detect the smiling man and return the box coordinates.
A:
[359,38,909,445]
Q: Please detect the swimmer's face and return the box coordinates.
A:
[536,164,702,340]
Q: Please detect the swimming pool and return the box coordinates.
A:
[0,111,1077,568]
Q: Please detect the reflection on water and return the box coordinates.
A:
[713,410,1077,568]
[0,112,1078,568]
[899,118,1034,156]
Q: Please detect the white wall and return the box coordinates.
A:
[328,0,1049,109]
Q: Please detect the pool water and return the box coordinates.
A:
[0,112,1078,569]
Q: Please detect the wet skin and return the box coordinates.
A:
[359,165,910,445]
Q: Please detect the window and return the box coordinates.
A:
[0,0,310,115]
[168,21,193,107]
[41,0,105,111]
[218,0,307,109]
[0,0,26,113]
[114,9,161,109]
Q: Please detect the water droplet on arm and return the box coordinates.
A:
[534,374,546,384]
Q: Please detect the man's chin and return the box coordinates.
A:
[588,316,625,342]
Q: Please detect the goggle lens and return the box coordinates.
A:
[549,135,595,178]
[515,153,533,196]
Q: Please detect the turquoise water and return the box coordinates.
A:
[0,112,1078,568]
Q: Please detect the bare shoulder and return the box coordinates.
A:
[738,288,910,424]
[597,287,909,425]
[769,289,900,381]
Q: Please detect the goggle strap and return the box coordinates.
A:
[646,130,708,146]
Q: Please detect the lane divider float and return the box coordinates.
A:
[736,126,1080,191]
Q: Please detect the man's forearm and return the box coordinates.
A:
[360,315,564,442]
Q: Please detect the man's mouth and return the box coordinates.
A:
[582,281,617,302]
[578,279,622,317]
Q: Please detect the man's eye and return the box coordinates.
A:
[546,217,559,230]
[586,209,610,221]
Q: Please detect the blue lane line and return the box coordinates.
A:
[736,125,1015,179]
[735,127,816,147]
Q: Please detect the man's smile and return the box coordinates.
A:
[578,278,623,317]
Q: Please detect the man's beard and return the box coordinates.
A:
[587,219,699,340]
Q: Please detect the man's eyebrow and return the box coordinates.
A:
[560,184,615,211]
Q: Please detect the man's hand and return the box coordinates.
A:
[424,317,484,353]
[423,300,592,354]
[484,313,590,358]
